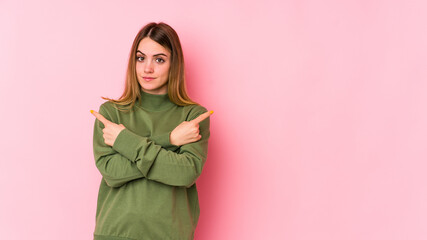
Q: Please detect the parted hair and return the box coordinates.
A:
[102,22,197,111]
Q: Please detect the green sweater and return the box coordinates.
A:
[92,90,210,240]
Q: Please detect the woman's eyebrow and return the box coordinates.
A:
[136,50,168,57]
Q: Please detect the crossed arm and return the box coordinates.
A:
[91,109,211,148]
[91,107,212,188]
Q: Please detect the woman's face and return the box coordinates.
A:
[135,37,171,95]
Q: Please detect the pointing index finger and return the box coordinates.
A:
[90,110,112,126]
[191,111,213,124]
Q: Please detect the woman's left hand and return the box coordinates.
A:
[91,110,126,146]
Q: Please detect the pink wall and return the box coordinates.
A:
[1,0,427,239]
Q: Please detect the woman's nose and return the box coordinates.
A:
[144,61,154,73]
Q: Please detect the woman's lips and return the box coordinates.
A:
[143,77,155,82]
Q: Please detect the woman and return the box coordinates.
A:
[90,22,212,240]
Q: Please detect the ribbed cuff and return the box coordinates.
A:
[154,131,180,151]
[112,128,144,162]
[112,128,161,177]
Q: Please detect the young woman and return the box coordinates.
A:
[90,22,212,240]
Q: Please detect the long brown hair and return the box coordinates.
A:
[102,22,197,111]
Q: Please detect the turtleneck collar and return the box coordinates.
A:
[136,89,175,111]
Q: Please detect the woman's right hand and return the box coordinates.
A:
[170,111,213,146]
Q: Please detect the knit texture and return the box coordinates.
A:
[92,89,210,240]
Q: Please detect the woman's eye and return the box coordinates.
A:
[136,56,144,61]
[156,58,165,63]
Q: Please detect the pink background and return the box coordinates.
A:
[1,0,427,239]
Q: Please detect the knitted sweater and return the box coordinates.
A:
[92,89,210,240]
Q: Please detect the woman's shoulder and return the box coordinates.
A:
[181,103,209,121]
[100,100,133,111]
[183,103,207,111]
[97,101,129,122]
[99,101,118,114]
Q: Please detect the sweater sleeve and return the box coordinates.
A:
[112,107,210,188]
[92,104,180,188]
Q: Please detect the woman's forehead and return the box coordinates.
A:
[137,37,170,56]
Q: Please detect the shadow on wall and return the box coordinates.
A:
[194,120,222,238]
